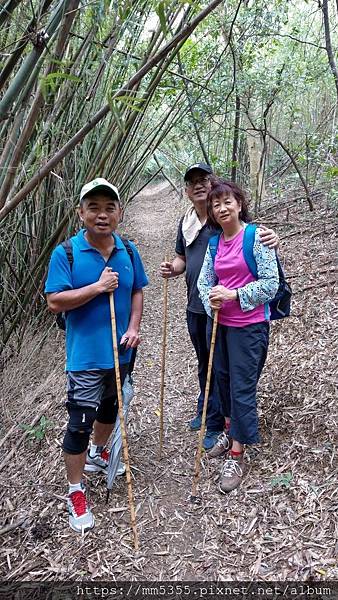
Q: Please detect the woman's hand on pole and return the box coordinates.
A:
[209,285,237,309]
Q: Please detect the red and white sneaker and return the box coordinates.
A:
[67,486,94,533]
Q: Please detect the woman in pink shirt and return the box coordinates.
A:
[197,181,279,493]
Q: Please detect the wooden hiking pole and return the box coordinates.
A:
[159,254,169,458]
[190,309,219,504]
[109,292,139,551]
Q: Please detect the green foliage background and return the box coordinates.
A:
[0,0,337,350]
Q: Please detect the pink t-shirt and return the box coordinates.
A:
[215,229,267,327]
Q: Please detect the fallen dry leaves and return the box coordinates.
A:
[0,182,337,581]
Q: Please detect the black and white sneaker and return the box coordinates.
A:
[84,446,109,473]
[84,447,126,476]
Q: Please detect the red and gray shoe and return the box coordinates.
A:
[67,486,94,533]
[219,453,245,493]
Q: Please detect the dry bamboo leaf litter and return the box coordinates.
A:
[0,182,337,581]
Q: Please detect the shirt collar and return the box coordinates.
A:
[76,229,125,251]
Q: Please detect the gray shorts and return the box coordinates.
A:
[66,365,128,425]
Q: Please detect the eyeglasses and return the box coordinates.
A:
[186,176,210,187]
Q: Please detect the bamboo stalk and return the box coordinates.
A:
[0,0,54,93]
[159,254,169,458]
[0,0,24,28]
[109,292,139,551]
[154,155,180,196]
[0,0,80,205]
[190,310,219,503]
[0,0,224,222]
[0,0,69,120]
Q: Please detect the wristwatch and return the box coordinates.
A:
[235,289,239,301]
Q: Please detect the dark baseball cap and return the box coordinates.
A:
[184,162,213,181]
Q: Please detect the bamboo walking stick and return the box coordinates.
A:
[190,309,219,504]
[109,292,139,551]
[159,254,169,458]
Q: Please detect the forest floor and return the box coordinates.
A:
[0,181,337,582]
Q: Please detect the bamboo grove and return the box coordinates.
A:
[0,0,337,353]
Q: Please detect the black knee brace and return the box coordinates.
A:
[63,405,97,454]
[63,428,90,454]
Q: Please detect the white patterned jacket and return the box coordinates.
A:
[197,224,279,320]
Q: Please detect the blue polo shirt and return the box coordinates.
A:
[45,230,148,371]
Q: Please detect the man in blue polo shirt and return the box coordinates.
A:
[45,178,148,533]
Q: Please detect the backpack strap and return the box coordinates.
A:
[61,239,73,271]
[208,233,222,264]
[61,237,134,272]
[242,223,258,278]
[55,240,73,331]
[209,226,260,277]
[120,238,134,271]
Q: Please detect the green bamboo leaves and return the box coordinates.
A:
[107,92,146,133]
[39,72,81,100]
[157,1,168,37]
[0,0,225,351]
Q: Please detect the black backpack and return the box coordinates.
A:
[55,237,135,330]
[242,224,292,320]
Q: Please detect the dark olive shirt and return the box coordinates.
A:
[175,217,220,314]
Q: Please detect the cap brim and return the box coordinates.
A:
[184,167,212,181]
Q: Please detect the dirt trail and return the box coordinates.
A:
[0,181,337,581]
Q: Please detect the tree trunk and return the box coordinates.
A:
[322,0,338,102]
[231,94,240,182]
[246,129,265,215]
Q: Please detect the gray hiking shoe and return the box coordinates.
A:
[207,431,232,458]
[67,486,94,533]
[219,454,245,493]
